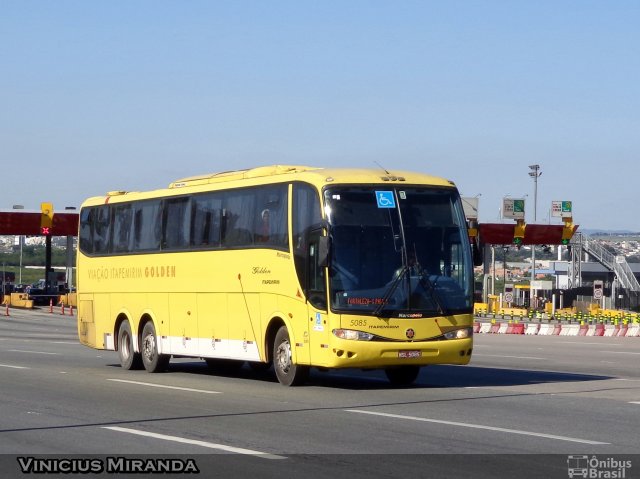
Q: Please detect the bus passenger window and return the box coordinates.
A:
[255,209,270,243]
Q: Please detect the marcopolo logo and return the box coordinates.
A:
[567,455,632,478]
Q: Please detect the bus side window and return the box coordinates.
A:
[93,205,111,255]
[79,208,95,254]
[192,194,222,248]
[162,197,191,250]
[133,200,161,251]
[112,204,133,253]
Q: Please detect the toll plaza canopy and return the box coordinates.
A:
[0,211,79,236]
[0,212,574,244]
[478,223,578,245]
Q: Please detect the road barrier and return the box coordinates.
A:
[479,322,492,334]
[474,319,639,338]
[627,325,640,337]
[497,323,509,334]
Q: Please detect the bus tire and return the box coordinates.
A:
[141,321,169,373]
[273,325,308,386]
[384,365,420,386]
[118,320,142,370]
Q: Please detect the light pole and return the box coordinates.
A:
[503,245,509,285]
[528,164,542,307]
[12,205,24,285]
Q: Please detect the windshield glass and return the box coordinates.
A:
[324,186,473,316]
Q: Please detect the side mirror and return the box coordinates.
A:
[473,241,484,267]
[317,236,329,268]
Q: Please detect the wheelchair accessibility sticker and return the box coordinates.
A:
[375,191,396,208]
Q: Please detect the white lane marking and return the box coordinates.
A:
[629,402,640,405]
[52,341,81,345]
[7,349,59,355]
[473,354,545,360]
[0,363,29,369]
[560,342,619,346]
[346,410,609,445]
[600,351,640,355]
[103,426,285,459]
[107,378,221,394]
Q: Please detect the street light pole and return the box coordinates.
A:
[528,164,542,307]
[503,246,509,285]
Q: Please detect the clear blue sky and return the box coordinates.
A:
[2,1,638,231]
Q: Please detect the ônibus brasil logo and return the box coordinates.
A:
[567,455,632,479]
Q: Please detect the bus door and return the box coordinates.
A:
[306,228,330,365]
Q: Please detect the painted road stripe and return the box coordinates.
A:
[107,378,221,394]
[346,410,609,445]
[473,354,545,360]
[0,363,29,369]
[8,349,59,355]
[600,351,640,355]
[629,402,640,405]
[103,426,285,459]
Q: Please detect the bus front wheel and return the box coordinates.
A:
[273,326,308,386]
[141,321,170,373]
[384,365,420,386]
[118,320,142,370]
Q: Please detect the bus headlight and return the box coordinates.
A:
[333,329,375,341]
[443,327,473,340]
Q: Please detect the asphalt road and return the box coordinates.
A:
[1,307,638,478]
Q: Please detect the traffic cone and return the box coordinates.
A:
[60,303,65,315]
[69,305,74,317]
[49,298,53,314]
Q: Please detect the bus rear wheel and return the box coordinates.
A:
[118,320,142,370]
[273,326,308,386]
[141,321,170,373]
[384,365,420,386]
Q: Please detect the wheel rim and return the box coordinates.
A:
[143,333,156,363]
[276,339,291,374]
[121,332,131,360]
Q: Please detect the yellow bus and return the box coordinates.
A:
[77,165,476,386]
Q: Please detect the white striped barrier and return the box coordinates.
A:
[538,324,554,335]
[627,325,640,337]
[497,323,509,334]
[565,324,580,336]
[479,323,492,334]
[603,325,618,337]
[525,323,539,335]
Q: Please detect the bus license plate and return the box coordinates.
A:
[398,350,421,359]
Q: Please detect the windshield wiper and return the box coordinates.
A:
[418,273,445,315]
[373,265,408,317]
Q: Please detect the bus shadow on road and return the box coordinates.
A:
[416,364,613,388]
[116,360,614,390]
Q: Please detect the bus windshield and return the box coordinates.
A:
[324,186,473,317]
